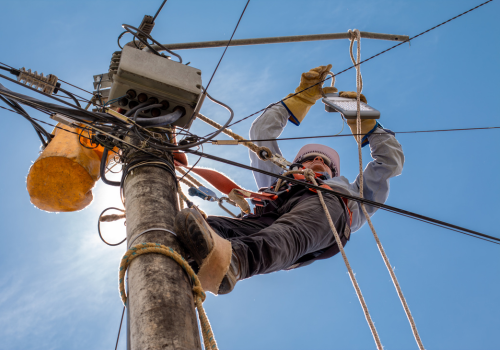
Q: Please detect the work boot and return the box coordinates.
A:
[174,208,241,295]
[218,251,242,295]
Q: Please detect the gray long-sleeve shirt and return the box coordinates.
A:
[249,104,404,233]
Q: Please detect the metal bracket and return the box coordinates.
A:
[151,31,410,51]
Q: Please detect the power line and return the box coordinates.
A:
[212,126,500,143]
[114,306,126,350]
[224,0,495,129]
[59,78,93,95]
[0,60,94,96]
[204,0,251,92]
[153,0,168,21]
[186,149,500,246]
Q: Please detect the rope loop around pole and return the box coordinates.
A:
[118,242,218,350]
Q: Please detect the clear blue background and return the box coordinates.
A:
[0,0,498,349]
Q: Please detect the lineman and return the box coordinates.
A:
[174,65,404,295]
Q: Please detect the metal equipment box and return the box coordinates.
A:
[107,46,202,128]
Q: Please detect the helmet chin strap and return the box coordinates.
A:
[317,171,332,179]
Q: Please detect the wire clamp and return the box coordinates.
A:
[17,67,58,95]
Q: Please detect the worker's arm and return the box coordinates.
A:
[324,127,404,232]
[249,65,336,189]
[249,104,289,188]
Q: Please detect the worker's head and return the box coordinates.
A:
[293,144,340,178]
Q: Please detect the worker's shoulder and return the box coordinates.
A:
[323,176,352,193]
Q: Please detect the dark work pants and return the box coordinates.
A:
[207,192,347,279]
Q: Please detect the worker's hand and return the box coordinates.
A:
[338,91,367,103]
[295,64,338,103]
[283,64,337,126]
[340,91,377,144]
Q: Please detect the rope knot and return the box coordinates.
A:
[348,29,361,41]
[303,168,315,182]
[192,285,206,302]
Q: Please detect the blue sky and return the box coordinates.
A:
[0,0,499,349]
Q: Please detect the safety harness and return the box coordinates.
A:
[174,151,353,269]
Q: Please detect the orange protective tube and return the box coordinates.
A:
[26,124,105,212]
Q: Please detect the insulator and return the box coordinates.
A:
[136,15,155,48]
[17,67,58,95]
[108,51,121,80]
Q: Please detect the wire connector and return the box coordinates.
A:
[17,67,58,95]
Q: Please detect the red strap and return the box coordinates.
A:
[293,173,305,180]
[174,162,277,201]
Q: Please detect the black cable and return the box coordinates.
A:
[0,60,94,96]
[121,24,183,63]
[177,144,203,183]
[115,306,126,350]
[58,87,81,108]
[225,0,495,128]
[135,107,185,127]
[119,155,177,204]
[135,91,234,151]
[59,78,93,95]
[0,75,111,123]
[213,126,500,143]
[153,0,168,21]
[204,0,250,93]
[55,94,88,103]
[101,148,121,186]
[98,207,126,246]
[0,95,51,146]
[186,149,500,245]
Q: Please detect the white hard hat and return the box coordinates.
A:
[293,144,340,177]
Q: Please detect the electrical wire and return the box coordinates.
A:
[121,24,183,63]
[101,148,121,186]
[204,0,250,93]
[177,144,203,183]
[224,0,495,128]
[153,0,168,21]
[0,94,51,146]
[185,148,500,246]
[59,78,93,95]
[212,126,500,143]
[98,207,126,246]
[58,87,81,108]
[115,306,126,350]
[0,60,94,97]
[0,75,113,123]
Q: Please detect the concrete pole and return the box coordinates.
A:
[123,148,201,350]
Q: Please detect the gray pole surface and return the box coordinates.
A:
[123,148,201,350]
[153,31,410,51]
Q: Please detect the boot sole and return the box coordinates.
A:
[174,208,214,266]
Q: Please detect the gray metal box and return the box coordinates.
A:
[108,46,202,128]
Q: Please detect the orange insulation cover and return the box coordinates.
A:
[26,124,105,212]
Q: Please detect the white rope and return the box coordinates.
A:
[349,28,425,350]
[301,168,382,350]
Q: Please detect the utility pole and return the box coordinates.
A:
[123,144,201,350]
